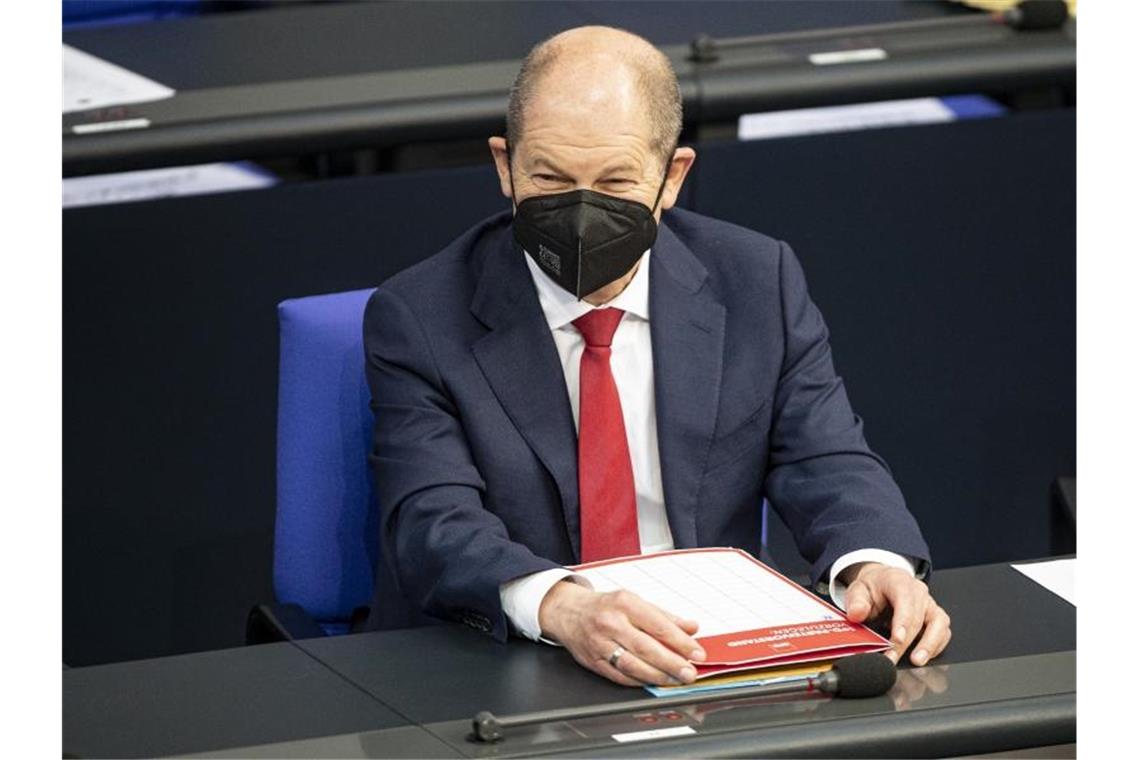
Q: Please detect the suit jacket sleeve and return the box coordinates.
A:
[764,241,932,591]
[363,287,560,641]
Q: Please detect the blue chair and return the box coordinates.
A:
[63,1,201,28]
[248,288,378,642]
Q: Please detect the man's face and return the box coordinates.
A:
[490,61,691,223]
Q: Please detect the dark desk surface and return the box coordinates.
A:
[61,641,406,758]
[64,560,1075,758]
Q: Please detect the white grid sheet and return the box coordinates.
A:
[577,550,842,638]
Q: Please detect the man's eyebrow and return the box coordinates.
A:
[529,155,570,175]
[527,155,640,177]
[599,162,640,176]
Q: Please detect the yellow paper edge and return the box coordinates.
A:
[653,661,833,692]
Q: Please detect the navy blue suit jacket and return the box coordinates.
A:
[362,208,931,639]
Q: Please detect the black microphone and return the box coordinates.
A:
[1001,0,1070,31]
[824,651,899,697]
[471,653,896,743]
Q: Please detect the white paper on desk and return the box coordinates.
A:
[1011,559,1076,607]
[737,97,956,141]
[575,549,847,638]
[64,44,175,113]
[63,162,277,208]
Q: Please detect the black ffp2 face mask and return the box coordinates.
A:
[508,149,669,300]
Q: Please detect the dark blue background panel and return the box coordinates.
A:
[63,165,509,666]
[690,110,1075,569]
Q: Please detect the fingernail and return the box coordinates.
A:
[690,648,706,662]
[885,650,899,663]
[894,626,907,642]
[914,649,928,665]
[680,666,696,681]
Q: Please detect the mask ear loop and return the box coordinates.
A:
[649,147,675,215]
[505,140,518,211]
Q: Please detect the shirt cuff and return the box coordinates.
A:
[500,568,593,643]
[828,549,916,611]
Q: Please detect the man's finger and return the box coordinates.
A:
[844,579,876,623]
[866,578,921,660]
[625,598,706,664]
[909,603,952,665]
[567,640,642,687]
[662,609,701,638]
[881,577,927,660]
[623,629,698,684]
[591,657,642,687]
[605,646,685,687]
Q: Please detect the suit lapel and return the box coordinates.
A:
[470,235,582,559]
[650,221,726,549]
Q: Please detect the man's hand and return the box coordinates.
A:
[538,580,706,687]
[841,562,951,666]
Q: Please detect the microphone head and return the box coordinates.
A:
[832,653,897,698]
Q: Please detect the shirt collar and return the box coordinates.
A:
[523,249,652,331]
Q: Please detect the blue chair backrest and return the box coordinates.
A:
[275,289,378,635]
[63,0,201,28]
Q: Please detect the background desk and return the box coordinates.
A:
[62,0,1072,176]
[64,560,1076,758]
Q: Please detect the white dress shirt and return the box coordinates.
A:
[500,248,915,641]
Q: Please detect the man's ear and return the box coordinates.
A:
[488,136,514,202]
[658,146,697,213]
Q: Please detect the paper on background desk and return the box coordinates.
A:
[63,162,277,208]
[737,95,1005,141]
[64,44,174,113]
[1011,558,1076,606]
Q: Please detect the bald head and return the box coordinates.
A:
[506,26,682,169]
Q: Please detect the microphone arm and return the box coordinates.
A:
[471,670,838,743]
[471,652,899,743]
[687,0,1070,62]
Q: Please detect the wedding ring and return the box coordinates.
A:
[608,645,626,669]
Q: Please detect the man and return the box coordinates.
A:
[362,26,951,687]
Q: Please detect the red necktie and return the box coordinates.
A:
[572,308,640,562]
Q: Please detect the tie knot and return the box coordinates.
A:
[572,308,625,348]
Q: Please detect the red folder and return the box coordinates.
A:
[572,547,891,679]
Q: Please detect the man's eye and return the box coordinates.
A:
[533,174,567,183]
